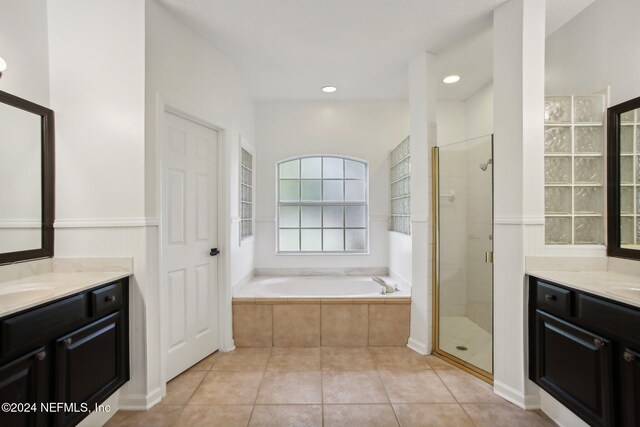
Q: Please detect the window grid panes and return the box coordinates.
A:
[277,156,368,253]
[544,94,605,245]
[240,147,253,241]
[389,136,411,234]
[619,108,640,245]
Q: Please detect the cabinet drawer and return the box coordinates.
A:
[578,294,640,345]
[91,282,123,318]
[536,281,572,317]
[1,294,86,358]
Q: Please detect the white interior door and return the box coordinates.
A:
[163,111,219,380]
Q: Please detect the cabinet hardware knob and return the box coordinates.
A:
[35,351,46,361]
[63,338,73,346]
[105,295,116,303]
[544,294,556,301]
[624,351,636,362]
[593,338,605,347]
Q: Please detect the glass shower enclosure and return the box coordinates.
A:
[433,135,494,382]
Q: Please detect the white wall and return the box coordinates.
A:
[145,0,256,290]
[0,0,50,106]
[0,0,51,254]
[254,100,408,271]
[546,0,640,107]
[466,83,493,139]
[47,0,152,413]
[435,102,468,318]
[493,0,545,409]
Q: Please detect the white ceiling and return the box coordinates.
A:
[157,0,595,101]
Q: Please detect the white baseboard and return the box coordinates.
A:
[539,389,589,427]
[76,392,119,427]
[118,387,163,410]
[407,337,428,355]
[493,380,540,410]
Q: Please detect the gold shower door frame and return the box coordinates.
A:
[431,142,494,384]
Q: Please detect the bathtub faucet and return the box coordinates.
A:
[372,277,396,294]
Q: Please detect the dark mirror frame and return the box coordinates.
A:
[0,90,54,265]
[607,95,640,260]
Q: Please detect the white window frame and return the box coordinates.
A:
[276,155,369,254]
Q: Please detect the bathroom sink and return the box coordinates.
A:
[0,286,57,307]
[606,286,640,301]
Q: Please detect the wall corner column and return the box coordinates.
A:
[493,0,545,408]
[408,52,438,355]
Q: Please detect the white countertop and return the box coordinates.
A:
[0,259,132,317]
[0,271,131,317]
[527,269,640,309]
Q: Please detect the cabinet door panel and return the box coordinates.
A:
[55,312,126,426]
[535,311,614,426]
[621,348,640,427]
[0,347,49,427]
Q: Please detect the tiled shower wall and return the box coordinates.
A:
[464,141,493,333]
[438,144,468,316]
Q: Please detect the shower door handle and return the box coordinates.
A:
[485,252,494,264]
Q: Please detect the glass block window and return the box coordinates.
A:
[240,147,253,241]
[277,156,368,253]
[620,107,640,245]
[389,136,410,234]
[544,94,605,245]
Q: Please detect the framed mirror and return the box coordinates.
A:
[607,95,640,259]
[0,90,54,265]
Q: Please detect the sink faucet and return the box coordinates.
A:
[372,277,396,294]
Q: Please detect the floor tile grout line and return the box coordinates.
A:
[246,368,267,426]
[433,368,460,404]
[459,403,480,427]
[320,367,325,426]
[380,369,402,426]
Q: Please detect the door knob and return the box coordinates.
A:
[623,351,636,362]
[210,248,220,256]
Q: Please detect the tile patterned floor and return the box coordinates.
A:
[439,316,492,373]
[105,347,554,427]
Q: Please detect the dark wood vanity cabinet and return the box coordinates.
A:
[0,346,50,427]
[0,278,129,427]
[529,276,640,427]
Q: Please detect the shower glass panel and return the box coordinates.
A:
[434,135,493,381]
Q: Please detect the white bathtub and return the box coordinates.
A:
[233,275,410,299]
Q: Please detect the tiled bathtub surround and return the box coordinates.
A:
[105,347,554,427]
[233,299,411,347]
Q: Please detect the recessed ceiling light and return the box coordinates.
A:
[322,86,337,93]
[442,75,461,84]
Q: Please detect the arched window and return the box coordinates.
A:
[277,155,368,253]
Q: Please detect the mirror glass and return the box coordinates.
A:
[0,90,54,265]
[618,105,640,249]
[607,96,640,259]
[0,103,42,253]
